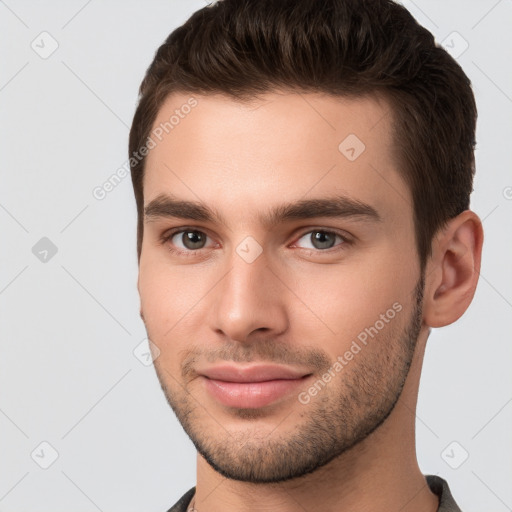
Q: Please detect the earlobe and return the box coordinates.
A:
[423,210,484,328]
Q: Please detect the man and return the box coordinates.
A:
[128,0,483,510]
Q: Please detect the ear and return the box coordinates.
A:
[423,210,484,328]
[137,273,145,322]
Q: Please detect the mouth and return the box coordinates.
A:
[198,363,313,409]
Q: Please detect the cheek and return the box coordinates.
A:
[138,237,416,365]
[289,256,410,355]
[138,256,207,343]
[139,267,202,379]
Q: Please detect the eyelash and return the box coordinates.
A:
[159,226,353,258]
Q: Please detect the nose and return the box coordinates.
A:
[209,250,289,343]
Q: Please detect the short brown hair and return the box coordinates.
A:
[129,0,477,270]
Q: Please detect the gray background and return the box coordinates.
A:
[1,0,511,511]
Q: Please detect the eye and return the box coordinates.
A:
[160,228,215,256]
[293,229,349,252]
[160,227,351,257]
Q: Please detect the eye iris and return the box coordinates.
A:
[311,231,336,250]
[183,231,205,249]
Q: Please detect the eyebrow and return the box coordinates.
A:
[143,193,382,228]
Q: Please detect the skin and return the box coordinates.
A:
[137,90,483,512]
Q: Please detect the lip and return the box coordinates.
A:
[198,364,312,409]
[199,363,311,382]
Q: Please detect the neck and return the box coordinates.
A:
[192,330,438,512]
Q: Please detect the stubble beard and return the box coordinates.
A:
[151,274,425,483]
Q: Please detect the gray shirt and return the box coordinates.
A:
[166,474,462,511]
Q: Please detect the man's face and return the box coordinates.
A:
[138,91,425,483]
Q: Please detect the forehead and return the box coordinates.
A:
[142,90,411,226]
